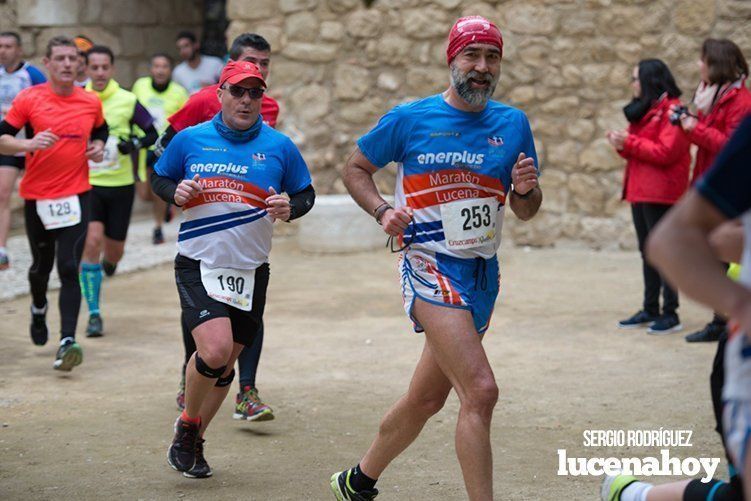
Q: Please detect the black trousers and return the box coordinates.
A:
[631,202,679,316]
[24,191,90,339]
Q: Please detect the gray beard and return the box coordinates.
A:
[450,64,498,107]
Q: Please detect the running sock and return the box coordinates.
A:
[349,464,377,492]
[31,302,47,315]
[180,409,200,425]
[620,482,653,501]
[60,336,74,346]
[79,263,102,315]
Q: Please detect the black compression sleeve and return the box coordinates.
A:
[150,169,178,205]
[139,124,159,149]
[288,184,315,221]
[0,120,21,136]
[91,122,109,143]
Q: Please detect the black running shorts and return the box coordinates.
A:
[90,184,135,241]
[0,155,24,169]
[174,254,269,347]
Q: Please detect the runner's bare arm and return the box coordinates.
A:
[0,121,59,154]
[343,147,387,214]
[342,147,411,236]
[509,152,542,221]
[647,191,751,325]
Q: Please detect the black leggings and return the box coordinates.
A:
[631,203,679,315]
[24,192,90,339]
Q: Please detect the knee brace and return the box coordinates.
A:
[215,369,235,387]
[684,478,743,501]
[194,354,226,379]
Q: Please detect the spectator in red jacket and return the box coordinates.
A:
[607,59,690,334]
[672,38,751,343]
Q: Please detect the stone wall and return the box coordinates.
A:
[4,0,203,87]
[227,0,751,249]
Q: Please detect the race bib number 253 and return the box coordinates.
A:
[440,197,498,250]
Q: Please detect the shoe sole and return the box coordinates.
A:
[247,409,275,422]
[232,409,275,422]
[600,474,615,501]
[330,472,345,501]
[86,331,103,338]
[183,468,213,478]
[617,322,654,329]
[53,344,83,371]
[647,324,683,335]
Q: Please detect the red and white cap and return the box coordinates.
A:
[446,16,503,65]
[219,60,266,87]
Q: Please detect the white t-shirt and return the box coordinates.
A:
[172,55,224,95]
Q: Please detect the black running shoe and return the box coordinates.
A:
[183,438,212,478]
[86,314,103,337]
[685,322,724,343]
[30,304,48,346]
[167,417,200,473]
[617,310,658,329]
[152,227,165,245]
[164,204,174,223]
[647,313,682,334]
[102,260,117,277]
[330,469,379,500]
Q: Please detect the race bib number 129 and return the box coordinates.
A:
[200,262,255,311]
[440,197,498,250]
[36,195,81,230]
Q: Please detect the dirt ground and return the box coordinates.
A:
[0,238,727,500]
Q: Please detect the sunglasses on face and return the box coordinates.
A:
[224,84,265,99]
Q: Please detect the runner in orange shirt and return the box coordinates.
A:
[0,36,107,371]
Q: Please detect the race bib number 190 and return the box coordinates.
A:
[440,197,498,250]
[36,195,81,230]
[200,262,255,311]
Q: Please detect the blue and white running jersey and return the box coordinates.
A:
[154,116,312,270]
[357,94,538,259]
[0,61,46,120]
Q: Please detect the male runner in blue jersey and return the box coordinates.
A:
[331,16,542,501]
[0,31,46,269]
[152,60,314,478]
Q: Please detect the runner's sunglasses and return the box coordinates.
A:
[223,85,265,99]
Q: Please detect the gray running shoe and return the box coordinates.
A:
[86,314,103,337]
[53,340,83,371]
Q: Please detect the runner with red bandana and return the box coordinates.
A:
[330,16,542,501]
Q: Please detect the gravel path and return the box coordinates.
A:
[0,217,181,301]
